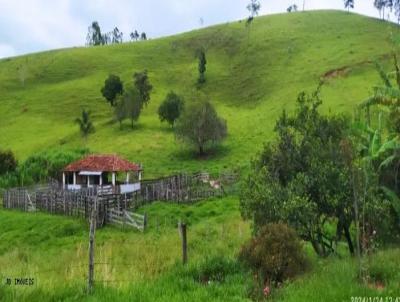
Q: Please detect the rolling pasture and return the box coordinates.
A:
[1,10,400,301]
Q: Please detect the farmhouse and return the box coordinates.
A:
[62,154,142,193]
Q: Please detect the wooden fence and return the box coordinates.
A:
[1,172,235,231]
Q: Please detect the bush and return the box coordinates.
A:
[0,149,88,188]
[187,256,243,284]
[0,150,17,175]
[239,223,309,286]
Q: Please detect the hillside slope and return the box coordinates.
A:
[0,10,398,177]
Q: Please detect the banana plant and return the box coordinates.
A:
[354,113,400,218]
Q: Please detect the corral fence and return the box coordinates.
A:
[1,171,239,231]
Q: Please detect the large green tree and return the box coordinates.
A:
[101,74,124,107]
[175,101,227,155]
[240,89,356,257]
[158,91,184,127]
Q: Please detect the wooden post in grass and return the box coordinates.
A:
[179,222,188,265]
[87,196,97,294]
[143,212,147,231]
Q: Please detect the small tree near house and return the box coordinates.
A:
[175,101,227,155]
[101,74,124,106]
[158,91,184,127]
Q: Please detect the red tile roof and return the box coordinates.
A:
[64,154,142,172]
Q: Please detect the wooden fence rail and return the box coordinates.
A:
[1,172,234,231]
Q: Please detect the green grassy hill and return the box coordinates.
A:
[1,10,398,177]
[2,10,400,301]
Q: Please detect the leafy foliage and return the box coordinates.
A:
[114,88,143,129]
[239,223,309,286]
[175,101,227,155]
[0,150,17,175]
[240,89,356,257]
[0,149,88,188]
[197,49,207,84]
[101,74,124,107]
[133,70,153,108]
[86,21,105,46]
[158,91,184,126]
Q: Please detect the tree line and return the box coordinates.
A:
[86,21,147,46]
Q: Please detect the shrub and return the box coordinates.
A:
[187,256,242,284]
[0,150,17,175]
[239,223,309,286]
[0,149,88,188]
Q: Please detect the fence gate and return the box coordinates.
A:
[106,208,146,232]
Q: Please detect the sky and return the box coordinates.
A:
[0,0,387,59]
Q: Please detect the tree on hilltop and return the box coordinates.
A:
[86,21,104,46]
[344,0,354,11]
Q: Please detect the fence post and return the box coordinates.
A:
[143,212,147,231]
[87,196,97,294]
[179,222,188,265]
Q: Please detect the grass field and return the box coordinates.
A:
[1,197,399,301]
[1,10,399,177]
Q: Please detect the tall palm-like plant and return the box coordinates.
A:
[75,109,95,140]
[355,114,400,218]
[361,54,400,124]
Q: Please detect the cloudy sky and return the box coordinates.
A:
[0,0,385,59]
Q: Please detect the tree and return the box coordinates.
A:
[175,101,227,155]
[240,89,356,257]
[124,87,142,128]
[86,21,104,46]
[197,49,207,84]
[130,30,140,41]
[111,27,123,44]
[158,91,185,127]
[133,70,153,107]
[75,110,95,139]
[101,74,124,107]
[287,4,298,12]
[114,94,126,129]
[374,0,388,20]
[246,0,261,24]
[344,0,354,11]
[394,0,400,23]
[0,150,17,175]
[140,32,147,41]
